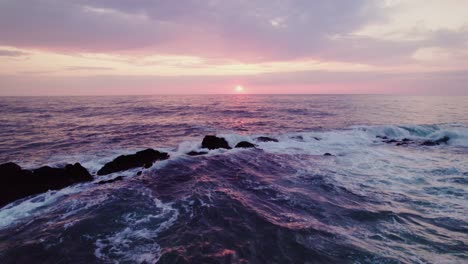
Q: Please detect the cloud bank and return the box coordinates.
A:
[0,0,467,95]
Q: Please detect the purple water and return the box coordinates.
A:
[0,95,467,263]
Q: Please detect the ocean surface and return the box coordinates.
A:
[0,95,467,263]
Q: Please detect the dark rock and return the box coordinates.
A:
[421,141,437,146]
[256,136,278,143]
[421,136,450,146]
[96,176,124,185]
[376,136,388,140]
[235,141,256,148]
[187,151,208,156]
[0,162,92,207]
[97,148,169,175]
[201,135,231,150]
[381,137,414,146]
[323,153,334,156]
[291,135,304,141]
[0,162,22,176]
[313,137,321,141]
[33,163,92,184]
[136,171,142,176]
[438,136,450,144]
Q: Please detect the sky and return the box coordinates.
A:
[0,0,467,95]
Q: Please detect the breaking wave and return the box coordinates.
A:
[0,123,467,263]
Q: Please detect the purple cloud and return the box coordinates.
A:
[0,0,392,62]
[2,0,466,65]
[0,49,28,57]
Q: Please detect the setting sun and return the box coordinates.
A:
[235,85,245,93]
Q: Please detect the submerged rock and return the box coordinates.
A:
[376,135,388,140]
[380,135,450,147]
[291,135,304,141]
[381,137,415,146]
[395,138,413,146]
[97,148,169,175]
[235,141,256,148]
[421,136,450,146]
[96,176,124,185]
[187,151,208,156]
[323,153,334,156]
[0,162,92,207]
[201,135,231,150]
[256,136,279,142]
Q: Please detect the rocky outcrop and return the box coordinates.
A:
[97,149,169,175]
[201,136,231,150]
[255,136,278,142]
[0,162,92,207]
[235,141,256,148]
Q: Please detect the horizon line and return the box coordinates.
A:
[1,93,466,97]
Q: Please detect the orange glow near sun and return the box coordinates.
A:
[235,85,245,93]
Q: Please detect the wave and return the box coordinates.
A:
[0,123,467,263]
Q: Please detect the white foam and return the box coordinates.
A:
[2,123,466,231]
[0,183,89,228]
[94,189,179,264]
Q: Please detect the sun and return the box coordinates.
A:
[235,85,245,93]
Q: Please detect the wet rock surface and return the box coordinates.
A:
[235,141,256,148]
[0,162,92,207]
[97,149,169,175]
[255,136,279,143]
[201,136,231,150]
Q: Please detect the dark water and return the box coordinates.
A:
[0,95,467,263]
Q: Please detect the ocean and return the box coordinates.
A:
[0,95,467,263]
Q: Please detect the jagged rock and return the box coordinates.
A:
[97,149,169,175]
[0,162,92,207]
[201,136,231,150]
[96,176,124,185]
[235,141,256,148]
[256,136,279,142]
[187,151,208,156]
